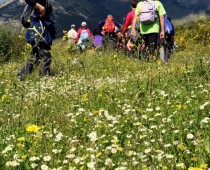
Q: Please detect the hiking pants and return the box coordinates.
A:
[142,33,159,57]
[18,42,52,77]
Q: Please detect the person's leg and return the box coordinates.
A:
[165,35,174,61]
[142,34,149,60]
[17,43,38,79]
[38,43,52,77]
[147,33,159,57]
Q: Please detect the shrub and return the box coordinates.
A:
[0,26,26,64]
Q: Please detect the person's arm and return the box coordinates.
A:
[25,0,45,17]
[157,1,166,40]
[73,31,77,39]
[122,12,133,35]
[67,31,70,39]
[131,3,140,37]
[35,3,45,17]
[131,14,137,37]
[76,28,81,41]
[87,29,91,37]
[159,15,165,40]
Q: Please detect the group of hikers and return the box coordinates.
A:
[67,0,175,60]
[18,0,175,81]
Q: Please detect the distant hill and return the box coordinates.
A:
[1,0,210,36]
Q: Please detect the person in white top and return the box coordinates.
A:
[67,24,77,48]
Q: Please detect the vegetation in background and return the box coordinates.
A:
[0,19,209,170]
[0,26,26,64]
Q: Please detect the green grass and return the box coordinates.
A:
[0,37,209,170]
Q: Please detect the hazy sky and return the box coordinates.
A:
[0,0,6,3]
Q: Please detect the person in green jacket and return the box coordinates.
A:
[131,0,166,59]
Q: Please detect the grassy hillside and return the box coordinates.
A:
[0,21,209,169]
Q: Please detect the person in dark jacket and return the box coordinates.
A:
[18,0,56,80]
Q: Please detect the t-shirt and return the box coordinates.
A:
[122,10,135,35]
[135,0,166,34]
[67,29,77,39]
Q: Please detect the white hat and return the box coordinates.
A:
[81,22,86,26]
[71,24,75,27]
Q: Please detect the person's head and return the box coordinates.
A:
[106,14,114,21]
[107,14,113,18]
[71,24,75,29]
[131,0,137,9]
[81,21,87,27]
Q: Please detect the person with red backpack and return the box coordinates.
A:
[102,15,116,33]
[76,22,91,50]
[99,15,121,50]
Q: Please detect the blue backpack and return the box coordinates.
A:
[80,29,89,41]
[164,14,174,35]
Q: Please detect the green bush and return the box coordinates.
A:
[0,26,26,64]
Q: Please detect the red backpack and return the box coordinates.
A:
[103,16,115,33]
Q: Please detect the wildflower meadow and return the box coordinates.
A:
[0,20,209,170]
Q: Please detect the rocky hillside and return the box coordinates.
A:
[0,0,210,36]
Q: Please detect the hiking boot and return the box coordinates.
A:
[17,74,24,81]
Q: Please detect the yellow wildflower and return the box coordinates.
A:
[200,164,208,169]
[163,166,168,170]
[117,147,123,152]
[81,93,88,102]
[17,137,25,142]
[176,104,182,109]
[190,157,198,161]
[79,166,84,170]
[92,110,99,115]
[178,143,187,151]
[188,167,202,170]
[102,140,109,144]
[1,94,7,101]
[96,152,102,157]
[26,124,40,133]
[21,155,27,159]
[17,143,23,148]
[33,135,40,140]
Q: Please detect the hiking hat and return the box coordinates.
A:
[81,22,86,26]
[71,24,75,28]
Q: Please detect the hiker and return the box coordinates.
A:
[76,22,91,50]
[93,24,103,47]
[159,14,175,62]
[131,0,166,60]
[18,0,56,80]
[164,14,175,60]
[67,24,77,49]
[99,15,121,35]
[99,15,121,50]
[122,0,141,55]
[122,0,137,36]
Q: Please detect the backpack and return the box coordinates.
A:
[164,14,174,35]
[140,0,157,24]
[20,4,33,28]
[80,29,89,41]
[94,35,103,47]
[103,16,116,33]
